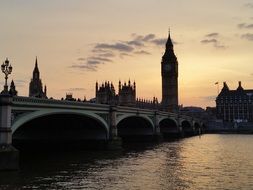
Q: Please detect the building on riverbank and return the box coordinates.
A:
[216,81,253,122]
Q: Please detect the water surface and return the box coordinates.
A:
[1,134,253,189]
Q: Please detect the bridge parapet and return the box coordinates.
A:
[12,96,110,110]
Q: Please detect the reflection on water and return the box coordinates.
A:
[1,134,253,189]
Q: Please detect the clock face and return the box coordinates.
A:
[164,64,171,71]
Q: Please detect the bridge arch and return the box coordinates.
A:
[12,109,110,144]
[181,120,193,136]
[116,114,154,140]
[159,118,179,137]
[12,109,109,134]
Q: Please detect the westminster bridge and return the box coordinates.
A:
[0,95,205,170]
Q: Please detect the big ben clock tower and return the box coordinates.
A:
[161,31,178,112]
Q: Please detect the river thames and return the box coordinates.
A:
[1,134,253,189]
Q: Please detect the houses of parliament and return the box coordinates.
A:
[8,32,179,112]
[94,31,178,112]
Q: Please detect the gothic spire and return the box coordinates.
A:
[166,28,173,48]
[33,56,39,74]
[35,56,38,68]
[162,29,177,63]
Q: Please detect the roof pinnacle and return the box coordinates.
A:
[35,56,38,68]
[166,28,173,48]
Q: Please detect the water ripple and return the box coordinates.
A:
[0,134,253,189]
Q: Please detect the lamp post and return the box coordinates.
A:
[1,58,12,94]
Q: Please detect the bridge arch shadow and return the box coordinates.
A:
[181,120,193,137]
[116,116,154,142]
[159,118,179,139]
[12,110,109,150]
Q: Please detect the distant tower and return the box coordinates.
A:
[118,80,136,106]
[95,81,116,105]
[161,30,178,112]
[29,57,47,98]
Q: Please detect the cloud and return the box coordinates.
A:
[70,64,97,71]
[64,88,86,92]
[201,39,218,44]
[71,32,173,71]
[88,57,113,63]
[131,33,156,42]
[91,48,111,53]
[142,34,156,41]
[151,38,168,46]
[95,43,134,52]
[201,39,226,49]
[205,33,219,37]
[127,40,144,47]
[134,50,151,55]
[201,33,227,49]
[124,34,157,47]
[73,53,115,72]
[86,60,101,65]
[98,52,115,58]
[71,52,114,72]
[238,23,253,29]
[241,33,253,41]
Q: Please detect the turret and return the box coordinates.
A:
[221,82,229,92]
[9,80,17,96]
[96,81,98,95]
[237,81,244,91]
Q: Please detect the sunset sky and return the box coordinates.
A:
[1,0,253,108]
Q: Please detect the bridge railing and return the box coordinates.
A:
[12,96,110,109]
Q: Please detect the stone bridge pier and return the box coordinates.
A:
[107,106,122,149]
[0,95,19,170]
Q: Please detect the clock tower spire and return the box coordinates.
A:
[161,30,178,112]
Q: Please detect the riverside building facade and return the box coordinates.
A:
[216,81,253,122]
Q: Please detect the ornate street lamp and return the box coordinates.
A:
[1,58,12,94]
